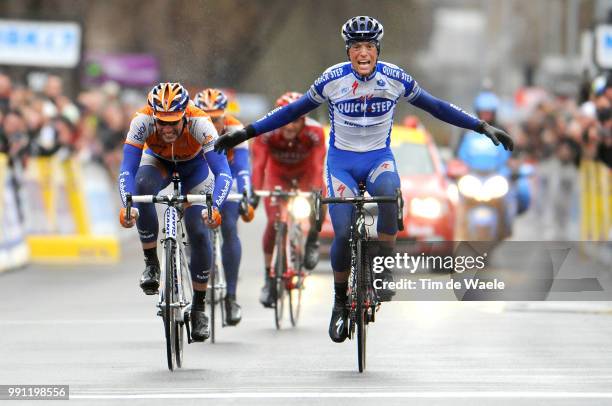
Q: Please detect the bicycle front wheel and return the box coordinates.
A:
[288,227,304,327]
[272,223,287,330]
[356,238,367,373]
[174,321,184,368]
[209,236,217,344]
[163,239,177,371]
[174,241,190,368]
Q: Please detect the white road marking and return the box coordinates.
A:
[0,319,158,325]
[0,317,280,325]
[70,391,612,399]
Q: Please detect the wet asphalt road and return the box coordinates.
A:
[1,211,612,406]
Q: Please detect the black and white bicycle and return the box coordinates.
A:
[125,172,211,371]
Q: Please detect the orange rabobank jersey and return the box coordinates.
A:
[124,103,218,161]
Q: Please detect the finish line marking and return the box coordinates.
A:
[71,392,612,399]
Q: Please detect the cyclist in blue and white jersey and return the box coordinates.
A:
[214,16,513,343]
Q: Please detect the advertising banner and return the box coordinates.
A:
[0,19,81,68]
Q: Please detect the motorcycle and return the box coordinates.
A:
[447,131,531,241]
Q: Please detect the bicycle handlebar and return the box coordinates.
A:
[313,188,404,232]
[125,192,214,223]
[253,189,313,198]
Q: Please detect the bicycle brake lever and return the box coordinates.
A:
[126,193,132,222]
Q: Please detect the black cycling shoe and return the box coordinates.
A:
[140,264,160,295]
[328,299,349,343]
[303,240,320,270]
[224,294,242,326]
[259,278,274,308]
[190,308,210,342]
[374,269,396,302]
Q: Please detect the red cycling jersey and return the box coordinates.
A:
[251,117,326,191]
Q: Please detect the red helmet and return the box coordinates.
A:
[275,91,302,107]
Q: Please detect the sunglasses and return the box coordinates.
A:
[155,119,182,127]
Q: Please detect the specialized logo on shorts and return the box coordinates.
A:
[336,97,394,117]
[331,175,355,198]
[369,160,395,183]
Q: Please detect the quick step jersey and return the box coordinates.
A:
[306,61,421,152]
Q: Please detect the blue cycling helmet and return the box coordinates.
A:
[474,91,500,113]
[341,16,384,52]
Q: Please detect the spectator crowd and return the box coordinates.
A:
[0,72,143,181]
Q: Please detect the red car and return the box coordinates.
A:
[320,126,457,258]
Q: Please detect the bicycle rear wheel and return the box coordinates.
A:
[272,223,286,330]
[163,239,177,371]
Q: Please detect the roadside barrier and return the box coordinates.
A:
[580,159,612,264]
[22,156,119,264]
[0,153,29,272]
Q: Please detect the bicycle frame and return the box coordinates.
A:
[314,184,404,372]
[125,172,211,370]
[159,199,192,328]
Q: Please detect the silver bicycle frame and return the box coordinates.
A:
[158,205,192,323]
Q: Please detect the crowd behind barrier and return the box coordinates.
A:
[0,72,124,268]
[506,76,611,264]
[0,72,610,271]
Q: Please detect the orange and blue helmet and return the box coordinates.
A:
[194,88,228,117]
[275,91,302,107]
[147,82,189,121]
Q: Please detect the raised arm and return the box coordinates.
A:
[214,95,320,153]
[410,88,513,151]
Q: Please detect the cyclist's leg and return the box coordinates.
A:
[262,196,279,271]
[135,153,171,247]
[179,156,214,291]
[259,195,280,307]
[180,156,214,340]
[134,153,171,293]
[365,151,401,241]
[327,154,359,277]
[326,150,359,342]
[366,150,401,299]
[220,197,242,324]
[220,199,240,296]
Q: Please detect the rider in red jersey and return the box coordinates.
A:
[251,91,326,307]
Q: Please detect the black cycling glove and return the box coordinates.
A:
[477,121,514,151]
[213,124,256,153]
